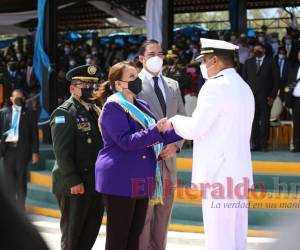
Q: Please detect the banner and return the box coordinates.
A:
[33,0,51,121]
[145,0,162,43]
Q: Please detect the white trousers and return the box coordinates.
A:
[202,198,248,250]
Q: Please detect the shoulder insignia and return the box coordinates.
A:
[59,101,73,111]
[55,116,65,124]
[210,74,223,80]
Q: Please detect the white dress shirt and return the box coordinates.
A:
[139,68,166,100]
[293,66,300,97]
[256,55,265,67]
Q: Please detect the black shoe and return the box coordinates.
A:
[251,146,261,152]
[261,147,269,152]
[291,148,300,153]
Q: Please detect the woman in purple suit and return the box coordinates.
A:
[95,61,181,250]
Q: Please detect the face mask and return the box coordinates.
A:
[64,47,70,54]
[69,60,76,66]
[85,58,92,65]
[200,57,215,79]
[200,64,208,79]
[278,54,285,60]
[16,53,22,60]
[127,77,142,95]
[80,87,96,104]
[254,50,263,58]
[14,97,24,107]
[258,36,265,43]
[145,56,163,73]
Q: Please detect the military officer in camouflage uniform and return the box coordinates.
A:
[50,65,104,250]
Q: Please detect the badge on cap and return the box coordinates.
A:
[55,116,65,124]
[87,66,97,75]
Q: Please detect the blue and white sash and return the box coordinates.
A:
[105,92,163,205]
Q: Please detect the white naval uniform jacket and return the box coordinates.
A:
[171,68,255,189]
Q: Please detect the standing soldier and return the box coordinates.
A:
[50,65,104,250]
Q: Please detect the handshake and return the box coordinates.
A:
[156,118,173,132]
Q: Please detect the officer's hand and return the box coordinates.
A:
[32,153,39,164]
[157,118,171,132]
[159,144,178,160]
[70,183,85,195]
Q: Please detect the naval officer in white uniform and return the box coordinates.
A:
[168,38,255,250]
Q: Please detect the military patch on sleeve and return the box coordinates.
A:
[55,116,65,124]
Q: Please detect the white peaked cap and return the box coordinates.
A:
[195,38,239,62]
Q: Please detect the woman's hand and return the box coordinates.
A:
[157,118,172,132]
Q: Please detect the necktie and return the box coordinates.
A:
[153,76,166,116]
[11,108,21,136]
[256,59,261,73]
[279,59,283,77]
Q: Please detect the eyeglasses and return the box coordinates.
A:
[74,82,100,89]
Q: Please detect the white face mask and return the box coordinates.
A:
[200,64,208,79]
[258,36,265,43]
[145,56,163,73]
[69,60,76,66]
[85,58,92,65]
[200,57,215,79]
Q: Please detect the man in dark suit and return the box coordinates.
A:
[4,61,27,93]
[287,50,300,152]
[275,47,293,100]
[283,35,299,65]
[50,65,104,250]
[0,89,39,209]
[243,43,280,151]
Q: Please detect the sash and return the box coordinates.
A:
[104,92,163,205]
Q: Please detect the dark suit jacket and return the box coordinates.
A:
[287,64,300,85]
[0,106,39,160]
[286,65,300,107]
[242,56,280,102]
[275,58,293,98]
[50,97,103,196]
[287,44,300,64]
[3,70,27,93]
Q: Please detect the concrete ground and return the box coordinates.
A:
[29,214,277,250]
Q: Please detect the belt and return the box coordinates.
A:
[6,142,18,148]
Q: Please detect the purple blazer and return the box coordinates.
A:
[95,98,181,197]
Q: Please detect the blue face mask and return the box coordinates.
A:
[64,47,71,54]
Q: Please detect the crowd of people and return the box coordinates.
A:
[0,26,299,150]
